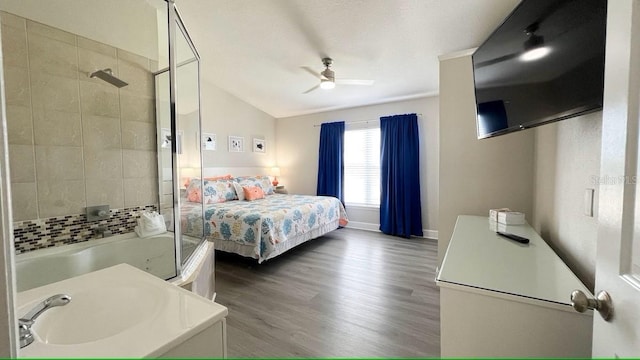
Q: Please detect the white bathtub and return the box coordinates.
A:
[15,232,177,292]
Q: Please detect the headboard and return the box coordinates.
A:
[202,167,273,178]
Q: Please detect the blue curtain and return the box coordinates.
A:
[317,121,345,204]
[380,114,423,238]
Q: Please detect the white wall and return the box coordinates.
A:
[438,53,535,265]
[199,77,277,171]
[276,96,439,234]
[0,22,16,355]
[438,51,602,290]
[532,113,602,291]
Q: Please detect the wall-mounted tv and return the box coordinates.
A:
[473,0,607,139]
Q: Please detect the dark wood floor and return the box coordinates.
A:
[214,228,440,358]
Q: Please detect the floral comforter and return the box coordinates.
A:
[181,194,348,261]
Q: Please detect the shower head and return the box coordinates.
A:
[89,68,128,88]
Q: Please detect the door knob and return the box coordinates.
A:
[570,289,613,321]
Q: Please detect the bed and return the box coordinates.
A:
[181,176,348,262]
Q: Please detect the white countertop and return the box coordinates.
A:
[17,263,228,358]
[436,215,591,306]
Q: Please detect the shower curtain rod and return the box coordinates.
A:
[313,113,422,127]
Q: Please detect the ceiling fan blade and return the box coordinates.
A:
[301,66,322,79]
[303,84,320,94]
[336,79,375,86]
[474,52,519,68]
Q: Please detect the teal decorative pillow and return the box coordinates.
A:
[234,175,274,195]
[203,179,238,204]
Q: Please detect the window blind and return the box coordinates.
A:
[344,126,380,207]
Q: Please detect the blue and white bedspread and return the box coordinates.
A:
[182,194,348,262]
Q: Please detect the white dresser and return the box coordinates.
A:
[436,215,593,357]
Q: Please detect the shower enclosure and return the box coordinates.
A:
[0,0,206,289]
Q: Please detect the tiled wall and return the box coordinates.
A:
[13,204,157,254]
[1,11,159,222]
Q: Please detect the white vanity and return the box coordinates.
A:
[436,215,593,357]
[16,263,228,358]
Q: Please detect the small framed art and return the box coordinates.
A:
[253,138,266,153]
[228,136,244,152]
[203,133,216,151]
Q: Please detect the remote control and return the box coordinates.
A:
[496,231,530,244]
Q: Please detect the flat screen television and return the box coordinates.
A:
[472,0,607,139]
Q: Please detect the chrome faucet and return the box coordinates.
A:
[19,294,71,348]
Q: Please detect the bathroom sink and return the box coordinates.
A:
[17,264,228,357]
[26,284,164,345]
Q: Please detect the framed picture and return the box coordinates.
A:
[203,133,216,151]
[160,128,183,154]
[228,136,244,152]
[253,138,266,153]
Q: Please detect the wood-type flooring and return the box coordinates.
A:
[214,228,440,357]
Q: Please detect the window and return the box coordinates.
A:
[344,124,380,207]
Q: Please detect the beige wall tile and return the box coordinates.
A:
[28,33,78,79]
[117,57,154,98]
[78,47,118,87]
[26,19,75,46]
[85,178,124,209]
[122,149,157,178]
[30,72,80,113]
[161,180,174,195]
[33,109,82,146]
[79,80,119,117]
[0,11,26,29]
[9,144,35,182]
[160,194,173,209]
[11,182,38,221]
[4,66,31,106]
[124,177,158,207]
[122,120,156,150]
[120,93,155,123]
[35,145,84,180]
[82,115,121,149]
[77,36,116,57]
[149,59,159,73]
[2,24,28,68]
[6,105,33,145]
[37,180,86,217]
[117,49,149,69]
[83,148,123,179]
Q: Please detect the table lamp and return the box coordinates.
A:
[271,167,281,186]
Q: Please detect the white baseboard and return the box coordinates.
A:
[345,221,379,232]
[345,222,438,240]
[423,229,438,240]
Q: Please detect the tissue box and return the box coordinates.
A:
[489,208,511,222]
[489,221,508,233]
[498,211,525,225]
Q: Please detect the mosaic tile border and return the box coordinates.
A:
[13,205,158,254]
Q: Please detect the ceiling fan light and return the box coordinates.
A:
[320,79,335,90]
[520,46,551,61]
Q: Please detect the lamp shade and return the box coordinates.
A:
[271,167,281,177]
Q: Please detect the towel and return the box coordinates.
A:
[134,211,167,238]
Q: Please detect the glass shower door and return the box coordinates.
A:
[155,11,204,265]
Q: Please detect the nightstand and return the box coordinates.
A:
[274,185,288,194]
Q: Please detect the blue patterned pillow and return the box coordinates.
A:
[234,175,274,195]
[202,179,238,204]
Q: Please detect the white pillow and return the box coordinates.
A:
[232,182,245,201]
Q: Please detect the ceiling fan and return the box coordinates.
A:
[301,57,374,94]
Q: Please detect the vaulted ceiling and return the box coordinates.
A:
[176,0,520,118]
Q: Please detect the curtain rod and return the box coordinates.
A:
[313,113,422,127]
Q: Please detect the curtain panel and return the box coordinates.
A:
[380,113,423,237]
[316,121,345,204]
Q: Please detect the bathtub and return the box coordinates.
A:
[15,232,177,292]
